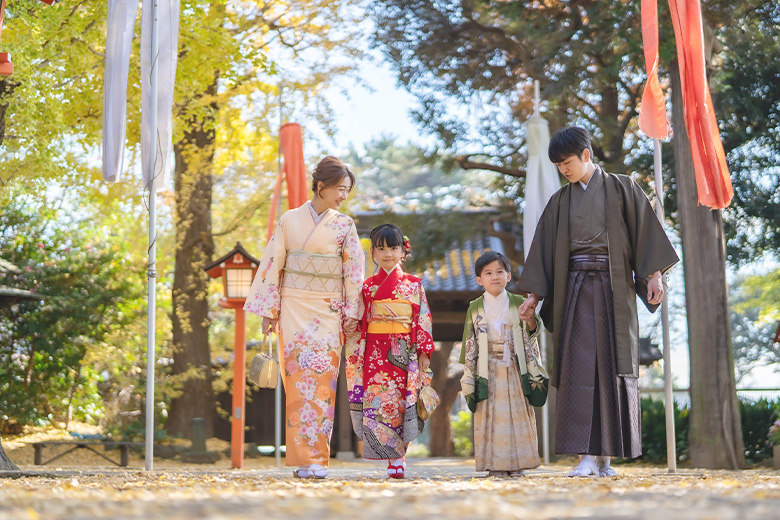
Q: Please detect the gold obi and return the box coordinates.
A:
[488,340,515,354]
[281,250,343,293]
[366,299,413,334]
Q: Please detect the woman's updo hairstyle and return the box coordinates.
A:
[369,223,412,262]
[311,156,355,197]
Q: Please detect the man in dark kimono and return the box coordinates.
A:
[517,127,679,477]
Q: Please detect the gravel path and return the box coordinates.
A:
[1,458,778,519]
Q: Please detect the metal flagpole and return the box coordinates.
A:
[534,79,551,466]
[653,138,676,473]
[145,0,160,472]
[274,82,284,467]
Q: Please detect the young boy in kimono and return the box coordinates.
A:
[459,251,541,477]
[517,126,678,477]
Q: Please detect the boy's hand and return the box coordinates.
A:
[647,271,664,305]
[518,293,540,323]
[523,316,537,332]
[418,353,430,372]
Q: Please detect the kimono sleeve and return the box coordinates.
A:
[627,179,679,280]
[341,221,365,320]
[459,304,478,412]
[243,217,287,319]
[412,282,435,355]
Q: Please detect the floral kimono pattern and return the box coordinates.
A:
[346,265,435,460]
[459,292,542,472]
[244,204,364,467]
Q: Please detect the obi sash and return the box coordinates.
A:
[366,298,413,334]
[281,250,343,293]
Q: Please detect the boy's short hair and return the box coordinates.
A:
[548,126,593,164]
[474,251,511,277]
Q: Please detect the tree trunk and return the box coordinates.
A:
[671,62,744,469]
[165,87,218,437]
[428,341,464,457]
[0,437,19,474]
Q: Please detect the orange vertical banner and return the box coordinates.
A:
[279,123,307,208]
[266,170,284,244]
[666,0,733,209]
[266,123,306,243]
[638,0,670,139]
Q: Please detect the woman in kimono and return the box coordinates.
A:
[244,156,364,479]
[346,224,434,479]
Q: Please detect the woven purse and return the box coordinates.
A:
[248,335,279,389]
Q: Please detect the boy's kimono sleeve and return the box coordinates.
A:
[341,221,365,320]
[412,282,435,355]
[459,305,478,412]
[244,217,287,319]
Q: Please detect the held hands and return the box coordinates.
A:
[647,271,665,305]
[418,353,430,372]
[518,293,541,324]
[518,293,540,331]
[261,316,277,335]
[343,317,359,336]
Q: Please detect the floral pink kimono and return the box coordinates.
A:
[244,203,364,467]
[346,265,435,460]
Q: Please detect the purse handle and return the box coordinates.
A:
[262,333,274,358]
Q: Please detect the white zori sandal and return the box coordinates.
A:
[568,455,599,477]
[596,456,617,477]
[293,464,328,479]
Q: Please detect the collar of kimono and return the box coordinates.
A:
[374,264,403,285]
[473,295,526,380]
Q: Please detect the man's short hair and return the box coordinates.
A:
[475,251,511,277]
[549,126,593,164]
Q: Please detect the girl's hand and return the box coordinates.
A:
[262,316,277,335]
[343,317,359,335]
[419,353,430,372]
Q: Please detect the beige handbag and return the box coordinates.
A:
[248,335,279,389]
[416,368,439,420]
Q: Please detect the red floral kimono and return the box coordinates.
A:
[346,265,435,460]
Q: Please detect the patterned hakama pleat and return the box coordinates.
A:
[474,347,541,471]
[554,255,642,458]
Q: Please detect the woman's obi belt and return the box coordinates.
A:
[281,250,343,293]
[367,299,412,334]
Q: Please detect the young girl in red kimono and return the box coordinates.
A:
[346,224,435,479]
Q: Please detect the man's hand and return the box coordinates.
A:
[343,317,359,336]
[261,316,277,335]
[647,271,665,305]
[518,293,541,323]
[418,353,430,372]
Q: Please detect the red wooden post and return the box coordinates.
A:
[204,243,260,471]
[231,306,246,469]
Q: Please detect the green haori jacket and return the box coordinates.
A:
[458,292,540,412]
[517,170,679,387]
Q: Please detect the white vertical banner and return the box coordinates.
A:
[140,0,179,191]
[102,0,140,183]
[523,115,561,260]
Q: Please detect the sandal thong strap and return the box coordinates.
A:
[387,464,405,479]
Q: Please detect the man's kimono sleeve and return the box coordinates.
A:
[244,217,287,319]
